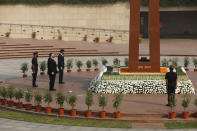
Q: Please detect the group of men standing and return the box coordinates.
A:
[31,49,65,91]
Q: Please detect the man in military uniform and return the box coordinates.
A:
[58,49,65,84]
[32,52,38,87]
[165,65,177,106]
[47,53,57,91]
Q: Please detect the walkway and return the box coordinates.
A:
[0,118,196,131]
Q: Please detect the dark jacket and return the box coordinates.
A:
[47,58,57,75]
[32,57,38,72]
[165,71,177,90]
[58,54,64,69]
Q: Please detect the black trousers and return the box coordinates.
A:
[32,71,38,86]
[167,88,175,104]
[59,68,64,83]
[49,74,56,90]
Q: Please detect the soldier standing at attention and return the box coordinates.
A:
[58,49,65,84]
[32,52,38,87]
[165,65,177,106]
[48,53,57,91]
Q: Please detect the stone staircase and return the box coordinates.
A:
[0,42,120,59]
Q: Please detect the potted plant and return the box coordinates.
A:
[102,58,108,66]
[168,93,176,119]
[0,86,7,105]
[44,91,53,114]
[98,93,107,118]
[192,58,197,72]
[7,85,15,107]
[76,60,83,72]
[20,63,28,78]
[34,91,42,112]
[66,59,73,73]
[57,30,62,40]
[194,99,197,117]
[161,58,169,67]
[113,58,120,67]
[40,61,46,75]
[5,32,11,38]
[67,93,77,116]
[124,58,129,67]
[25,88,33,110]
[83,35,88,41]
[93,59,99,71]
[108,36,113,43]
[95,36,100,43]
[15,89,24,108]
[32,32,36,39]
[56,92,65,115]
[113,93,123,118]
[182,94,191,119]
[85,90,94,117]
[184,57,190,71]
[171,58,179,68]
[86,60,92,72]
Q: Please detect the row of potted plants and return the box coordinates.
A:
[0,86,123,118]
[161,57,197,72]
[168,93,197,119]
[20,58,109,77]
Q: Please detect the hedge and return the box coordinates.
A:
[0,0,197,6]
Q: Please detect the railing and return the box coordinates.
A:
[0,23,129,43]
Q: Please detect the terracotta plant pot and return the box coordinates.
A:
[35,105,42,112]
[26,104,32,110]
[40,72,45,76]
[1,99,7,105]
[109,39,112,43]
[183,112,190,119]
[58,108,64,115]
[77,69,82,72]
[6,34,10,38]
[168,112,176,119]
[114,111,121,118]
[70,109,77,116]
[86,110,92,117]
[84,37,87,41]
[32,34,36,39]
[8,100,14,107]
[23,74,27,78]
[194,69,197,72]
[86,69,91,72]
[185,68,189,72]
[96,40,100,43]
[95,68,99,72]
[17,102,23,108]
[100,111,106,118]
[67,69,72,73]
[45,107,52,114]
[59,36,62,40]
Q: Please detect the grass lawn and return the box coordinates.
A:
[0,108,131,128]
[165,122,197,129]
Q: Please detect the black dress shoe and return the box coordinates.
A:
[50,89,56,91]
[33,85,38,87]
[59,82,64,84]
[166,104,170,106]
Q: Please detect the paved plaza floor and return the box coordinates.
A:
[1,71,197,115]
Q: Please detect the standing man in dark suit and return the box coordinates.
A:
[58,49,65,84]
[165,65,178,106]
[48,53,57,91]
[32,52,38,87]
